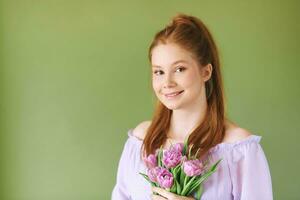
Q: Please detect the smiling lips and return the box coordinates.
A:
[164,90,184,98]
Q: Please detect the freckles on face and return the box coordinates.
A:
[181,67,202,86]
[150,43,204,97]
[153,68,199,94]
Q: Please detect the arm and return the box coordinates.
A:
[111,139,131,200]
[229,141,273,200]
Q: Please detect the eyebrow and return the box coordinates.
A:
[152,60,189,68]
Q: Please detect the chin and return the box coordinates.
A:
[163,102,182,110]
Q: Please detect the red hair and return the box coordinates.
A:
[143,13,228,160]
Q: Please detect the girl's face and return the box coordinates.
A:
[151,43,212,110]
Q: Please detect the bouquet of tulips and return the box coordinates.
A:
[139,138,222,199]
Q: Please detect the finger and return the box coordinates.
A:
[152,187,176,199]
[151,194,167,200]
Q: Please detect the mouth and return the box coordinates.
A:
[164,90,184,99]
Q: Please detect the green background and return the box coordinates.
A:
[0,0,299,199]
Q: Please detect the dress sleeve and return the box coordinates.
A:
[228,136,273,200]
[111,137,133,200]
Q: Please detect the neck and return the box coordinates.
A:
[167,97,207,142]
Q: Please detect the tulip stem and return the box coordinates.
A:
[181,176,196,195]
[183,175,188,188]
[181,175,188,195]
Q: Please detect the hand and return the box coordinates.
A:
[151,186,195,200]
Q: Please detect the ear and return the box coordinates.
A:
[201,63,213,82]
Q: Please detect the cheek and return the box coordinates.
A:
[181,71,201,88]
[152,78,160,93]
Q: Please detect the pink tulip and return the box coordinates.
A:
[148,166,161,182]
[143,154,157,169]
[156,168,174,189]
[171,143,184,154]
[181,155,188,163]
[162,149,182,168]
[183,159,204,177]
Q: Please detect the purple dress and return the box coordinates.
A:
[112,129,273,200]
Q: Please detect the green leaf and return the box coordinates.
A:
[181,176,196,195]
[209,159,222,172]
[186,176,201,193]
[186,176,203,196]
[196,170,215,185]
[157,146,163,167]
[183,136,189,155]
[175,165,181,173]
[184,171,214,196]
[175,178,182,195]
[195,184,204,200]
[171,165,181,184]
[170,180,177,193]
[179,167,186,186]
[183,174,189,188]
[139,172,156,186]
[170,167,174,174]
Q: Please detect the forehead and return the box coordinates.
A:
[151,43,197,68]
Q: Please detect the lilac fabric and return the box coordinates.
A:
[112,129,273,200]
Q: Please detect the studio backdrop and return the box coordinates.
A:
[0,0,299,199]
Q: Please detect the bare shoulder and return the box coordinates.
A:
[223,120,253,143]
[132,120,152,140]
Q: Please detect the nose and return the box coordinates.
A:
[163,73,176,89]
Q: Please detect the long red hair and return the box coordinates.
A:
[142,13,228,160]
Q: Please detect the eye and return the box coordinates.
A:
[176,66,186,72]
[153,70,164,76]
